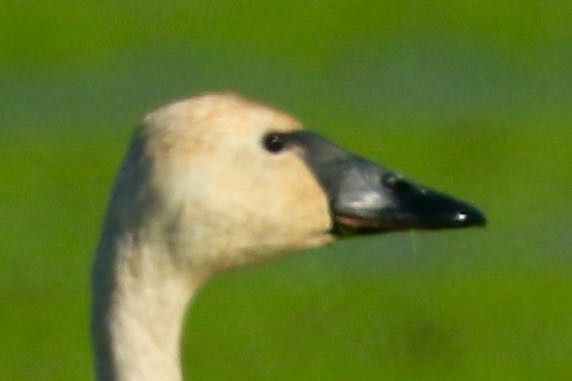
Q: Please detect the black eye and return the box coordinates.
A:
[262,133,287,153]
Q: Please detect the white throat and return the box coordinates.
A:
[92,234,204,381]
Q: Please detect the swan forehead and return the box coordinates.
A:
[142,93,302,153]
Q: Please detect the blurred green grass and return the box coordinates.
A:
[1,1,572,380]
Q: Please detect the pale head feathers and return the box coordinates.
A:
[92,94,333,381]
[100,93,332,278]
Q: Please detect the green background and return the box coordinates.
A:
[2,1,571,380]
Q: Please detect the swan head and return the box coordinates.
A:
[106,93,485,275]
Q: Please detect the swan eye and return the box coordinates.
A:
[262,133,287,153]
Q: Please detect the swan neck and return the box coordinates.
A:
[92,242,203,381]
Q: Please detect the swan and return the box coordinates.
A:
[92,93,485,381]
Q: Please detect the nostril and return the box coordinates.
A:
[384,173,402,188]
[383,173,409,190]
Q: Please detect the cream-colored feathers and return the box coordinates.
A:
[93,94,334,381]
[135,93,331,271]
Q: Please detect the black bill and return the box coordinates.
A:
[284,131,487,235]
